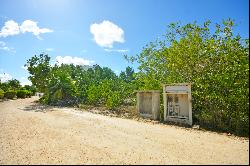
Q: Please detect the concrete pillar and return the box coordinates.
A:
[152,92,160,120]
[136,92,140,114]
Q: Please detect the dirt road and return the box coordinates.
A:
[0,97,248,164]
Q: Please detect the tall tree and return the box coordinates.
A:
[7,79,21,90]
[127,19,249,136]
[119,66,135,83]
[25,53,51,92]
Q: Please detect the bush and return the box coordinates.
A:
[106,92,122,110]
[26,91,32,98]
[16,90,27,98]
[4,90,16,99]
[131,20,249,136]
[16,90,32,98]
[39,95,49,104]
[23,85,37,96]
[0,88,4,99]
[86,85,101,105]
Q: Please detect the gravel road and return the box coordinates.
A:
[0,97,248,164]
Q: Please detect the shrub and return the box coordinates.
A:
[46,68,78,106]
[4,90,16,99]
[16,90,27,98]
[130,20,249,136]
[0,88,4,99]
[39,95,49,104]
[16,90,32,98]
[23,85,37,96]
[106,92,122,110]
[26,91,32,98]
[86,85,101,105]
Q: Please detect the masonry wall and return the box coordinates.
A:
[136,90,160,120]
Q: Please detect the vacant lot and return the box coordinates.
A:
[0,97,248,164]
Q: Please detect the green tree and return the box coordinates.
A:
[47,65,78,106]
[119,66,136,83]
[127,19,249,136]
[7,79,21,90]
[0,88,4,99]
[23,85,37,95]
[0,82,10,91]
[25,53,51,92]
[25,54,136,110]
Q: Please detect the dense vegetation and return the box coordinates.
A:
[0,80,36,99]
[126,19,249,136]
[0,88,5,99]
[25,19,249,136]
[25,54,137,109]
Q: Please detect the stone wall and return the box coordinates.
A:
[136,90,160,120]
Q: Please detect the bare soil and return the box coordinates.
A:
[0,97,249,164]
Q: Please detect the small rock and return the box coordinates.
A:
[192,125,200,129]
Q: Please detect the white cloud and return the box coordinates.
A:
[21,81,32,86]
[20,77,32,86]
[104,48,129,53]
[0,20,53,39]
[90,20,124,48]
[0,41,15,53]
[20,20,53,39]
[0,73,12,83]
[0,20,20,37]
[55,56,94,66]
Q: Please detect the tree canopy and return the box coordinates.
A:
[127,19,249,136]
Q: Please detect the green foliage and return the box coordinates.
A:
[39,95,49,104]
[23,85,37,96]
[16,90,32,98]
[47,65,78,106]
[26,53,137,109]
[26,91,32,98]
[7,79,21,90]
[4,90,16,99]
[25,53,51,92]
[86,84,101,105]
[16,90,27,98]
[0,79,21,91]
[0,82,10,92]
[0,88,4,99]
[86,78,136,110]
[106,91,122,110]
[119,66,136,83]
[127,19,249,136]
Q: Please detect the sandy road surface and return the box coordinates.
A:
[0,97,249,164]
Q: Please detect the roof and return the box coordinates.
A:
[134,90,161,93]
[161,83,192,86]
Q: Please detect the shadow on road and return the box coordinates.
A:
[19,102,55,113]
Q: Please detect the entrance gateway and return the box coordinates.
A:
[162,83,192,125]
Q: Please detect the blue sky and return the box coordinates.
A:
[0,0,249,86]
